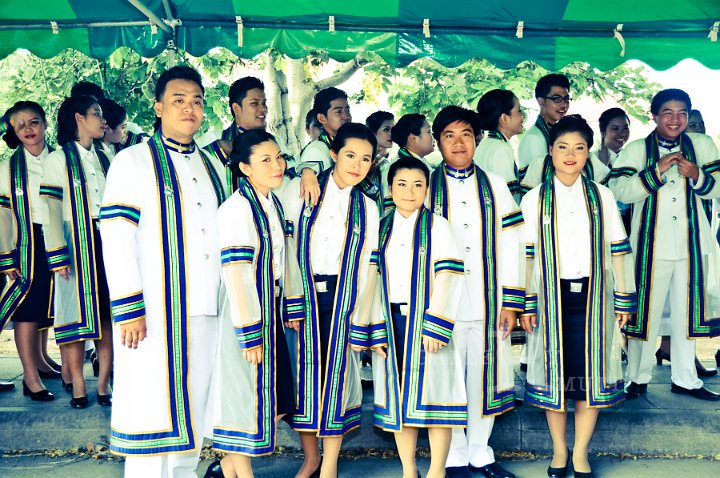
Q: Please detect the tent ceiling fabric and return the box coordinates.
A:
[0,0,719,69]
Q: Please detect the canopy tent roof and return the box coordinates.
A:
[1,1,719,70]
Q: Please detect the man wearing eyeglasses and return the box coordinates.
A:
[517,74,571,191]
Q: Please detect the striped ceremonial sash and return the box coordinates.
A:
[53,143,103,344]
[212,177,282,455]
[110,131,225,455]
[429,164,515,416]
[293,169,367,436]
[629,132,719,339]
[0,149,37,329]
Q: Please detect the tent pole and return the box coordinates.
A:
[125,0,172,33]
[161,0,174,21]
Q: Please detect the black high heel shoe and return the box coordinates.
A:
[98,393,112,407]
[655,348,670,365]
[22,381,54,402]
[203,460,225,478]
[547,448,570,477]
[70,395,89,409]
[37,368,62,379]
[62,380,73,393]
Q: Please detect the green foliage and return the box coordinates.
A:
[0,47,241,154]
[362,58,660,123]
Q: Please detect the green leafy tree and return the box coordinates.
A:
[362,57,660,123]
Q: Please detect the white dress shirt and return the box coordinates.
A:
[257,190,285,279]
[310,173,352,274]
[386,209,418,303]
[20,146,50,224]
[555,176,591,279]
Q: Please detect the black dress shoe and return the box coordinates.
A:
[203,460,225,478]
[469,462,515,478]
[696,362,717,377]
[446,466,472,478]
[22,381,54,402]
[37,368,62,379]
[574,471,594,478]
[655,348,670,365]
[670,383,720,401]
[0,381,15,392]
[48,362,62,373]
[519,363,528,372]
[547,449,570,477]
[624,381,647,399]
[98,393,112,407]
[70,395,89,408]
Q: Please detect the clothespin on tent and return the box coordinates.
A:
[613,24,626,57]
[236,16,244,47]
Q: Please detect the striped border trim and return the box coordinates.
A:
[502,286,525,312]
[523,293,538,315]
[284,220,294,237]
[508,180,522,197]
[501,209,524,230]
[433,258,464,275]
[703,159,720,175]
[525,243,536,259]
[639,165,665,193]
[220,246,255,266]
[0,194,10,209]
[46,246,70,271]
[382,196,394,211]
[421,312,454,345]
[0,250,16,272]
[234,321,263,350]
[369,250,379,266]
[348,323,369,348]
[369,321,388,348]
[39,184,63,201]
[99,203,141,226]
[614,291,638,314]
[284,296,305,322]
[610,239,632,256]
[694,171,716,197]
[607,166,637,180]
[110,291,146,325]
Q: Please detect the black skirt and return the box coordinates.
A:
[314,274,339,382]
[390,304,409,373]
[91,222,113,324]
[11,224,52,325]
[274,295,295,416]
[560,278,589,401]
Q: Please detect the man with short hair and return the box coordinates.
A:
[100,65,228,476]
[610,88,720,402]
[429,106,522,478]
[518,74,571,190]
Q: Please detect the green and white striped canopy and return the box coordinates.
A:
[1,0,719,69]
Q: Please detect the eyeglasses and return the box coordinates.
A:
[544,95,571,104]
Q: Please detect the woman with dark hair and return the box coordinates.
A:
[41,95,114,408]
[474,89,525,203]
[0,101,61,402]
[97,98,128,159]
[282,122,380,478]
[366,110,395,161]
[205,129,304,478]
[520,115,635,477]
[371,156,467,478]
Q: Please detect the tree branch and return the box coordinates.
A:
[315,56,369,91]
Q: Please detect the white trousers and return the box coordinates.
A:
[626,259,702,390]
[447,320,496,468]
[123,315,218,478]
